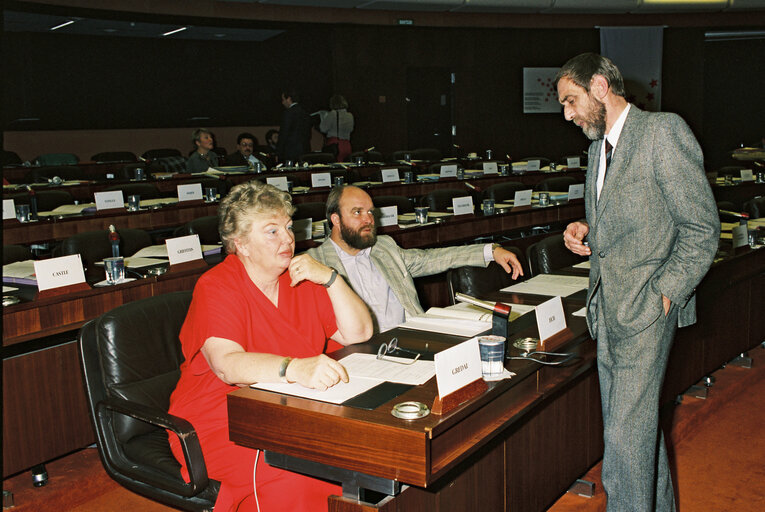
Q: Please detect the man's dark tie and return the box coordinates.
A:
[604,139,613,170]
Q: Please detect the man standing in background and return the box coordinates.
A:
[277,89,311,163]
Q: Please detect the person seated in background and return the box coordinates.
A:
[167,181,372,512]
[308,185,524,333]
[185,128,219,173]
[225,132,265,169]
[319,94,354,162]
[265,129,279,154]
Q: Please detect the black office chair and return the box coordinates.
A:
[24,166,85,184]
[482,182,528,203]
[373,195,415,214]
[535,176,579,192]
[142,148,182,160]
[301,152,336,165]
[743,197,765,219]
[420,188,477,212]
[412,148,442,162]
[104,183,163,200]
[349,150,384,163]
[446,246,528,305]
[3,245,33,265]
[390,150,413,162]
[9,190,75,212]
[2,150,23,166]
[526,234,587,276]
[294,202,327,222]
[716,166,745,178]
[58,228,153,278]
[520,156,551,168]
[557,154,587,168]
[34,153,79,166]
[184,177,230,199]
[211,147,227,159]
[176,216,221,245]
[91,151,138,164]
[79,292,219,512]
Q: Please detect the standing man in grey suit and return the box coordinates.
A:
[308,185,524,333]
[277,89,312,163]
[557,53,719,511]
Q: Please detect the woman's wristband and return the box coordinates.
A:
[278,357,293,383]
[323,267,338,288]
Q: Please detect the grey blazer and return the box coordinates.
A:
[585,106,720,339]
[308,235,487,326]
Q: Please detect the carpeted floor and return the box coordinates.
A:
[4,346,764,512]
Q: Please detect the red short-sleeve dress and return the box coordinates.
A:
[168,255,342,512]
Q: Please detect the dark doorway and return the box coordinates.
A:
[406,67,454,157]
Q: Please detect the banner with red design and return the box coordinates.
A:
[600,26,663,112]
[523,67,562,114]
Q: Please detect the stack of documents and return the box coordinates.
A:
[399,302,536,337]
[37,203,97,216]
[501,274,589,297]
[2,260,37,285]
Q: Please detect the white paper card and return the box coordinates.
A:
[527,160,541,171]
[266,176,289,192]
[568,183,584,200]
[177,183,203,202]
[513,189,533,206]
[434,337,482,398]
[378,205,398,227]
[381,168,401,183]
[311,172,332,188]
[292,217,312,242]
[34,254,86,291]
[535,296,567,342]
[731,224,749,248]
[452,196,475,215]
[440,164,458,178]
[166,234,203,265]
[482,162,498,174]
[3,199,15,220]
[740,169,754,182]
[94,190,124,211]
[567,157,581,168]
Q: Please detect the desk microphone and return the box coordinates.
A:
[455,293,511,317]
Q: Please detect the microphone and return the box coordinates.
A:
[455,293,511,317]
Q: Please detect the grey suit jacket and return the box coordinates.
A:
[308,236,487,330]
[585,106,720,339]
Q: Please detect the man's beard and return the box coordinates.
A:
[581,97,607,141]
[340,218,377,250]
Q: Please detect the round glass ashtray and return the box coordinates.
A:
[3,295,21,306]
[512,337,539,353]
[391,401,430,420]
[146,266,168,276]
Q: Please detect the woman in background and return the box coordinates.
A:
[320,94,354,162]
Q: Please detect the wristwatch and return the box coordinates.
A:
[323,267,338,288]
[491,243,502,253]
[278,357,293,383]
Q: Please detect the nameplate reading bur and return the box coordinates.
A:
[34,254,87,292]
[266,176,289,192]
[381,168,400,183]
[94,190,124,211]
[166,234,203,265]
[177,183,203,202]
[3,199,16,220]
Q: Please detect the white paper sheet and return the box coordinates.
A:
[338,353,435,386]
[572,260,591,269]
[251,376,382,404]
[501,274,589,297]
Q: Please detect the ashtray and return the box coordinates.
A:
[146,267,168,276]
[3,295,21,306]
[391,401,430,420]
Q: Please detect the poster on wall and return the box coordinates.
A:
[523,68,562,114]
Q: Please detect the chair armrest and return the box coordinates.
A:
[98,397,210,494]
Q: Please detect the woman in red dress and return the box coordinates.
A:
[168,181,372,511]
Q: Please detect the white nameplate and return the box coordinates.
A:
[740,169,754,182]
[266,176,289,192]
[527,159,541,171]
[452,196,475,216]
[513,189,533,206]
[166,234,203,265]
[177,183,203,202]
[3,199,15,220]
[378,205,398,227]
[381,168,401,183]
[731,224,749,248]
[434,337,482,398]
[567,157,581,168]
[94,190,124,211]
[292,217,312,242]
[535,296,567,342]
[482,162,498,174]
[568,183,584,200]
[440,164,458,178]
[34,254,86,291]
[311,172,332,188]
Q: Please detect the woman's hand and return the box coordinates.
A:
[289,254,333,287]
[286,354,349,391]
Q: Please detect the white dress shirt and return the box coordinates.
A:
[597,103,631,200]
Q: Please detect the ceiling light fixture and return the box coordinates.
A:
[162,27,187,37]
[49,20,75,31]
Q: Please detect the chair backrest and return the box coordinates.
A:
[9,190,75,212]
[179,216,221,245]
[446,246,528,304]
[482,182,527,203]
[3,150,22,166]
[25,166,84,183]
[294,201,327,222]
[526,233,586,276]
[59,228,152,271]
[717,166,744,178]
[520,156,551,168]
[373,195,415,214]
[413,148,442,161]
[301,152,336,165]
[142,148,182,160]
[154,156,188,174]
[184,177,230,198]
[211,147,227,158]
[34,153,79,166]
[3,244,33,265]
[91,151,138,164]
[535,176,579,192]
[349,150,384,163]
[420,188,477,212]
[743,196,765,219]
[104,183,162,200]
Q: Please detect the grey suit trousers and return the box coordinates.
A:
[596,289,677,512]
